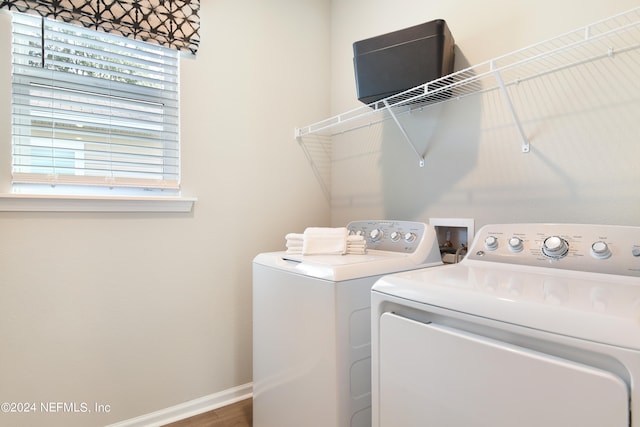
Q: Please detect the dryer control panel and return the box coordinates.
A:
[347,220,429,254]
[466,223,640,276]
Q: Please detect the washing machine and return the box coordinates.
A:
[253,220,443,427]
[371,223,640,427]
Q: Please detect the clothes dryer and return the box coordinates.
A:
[253,220,443,427]
[372,223,640,427]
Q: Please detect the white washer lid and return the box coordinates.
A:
[253,251,441,281]
[372,261,640,350]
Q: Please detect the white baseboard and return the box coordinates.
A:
[106,382,253,427]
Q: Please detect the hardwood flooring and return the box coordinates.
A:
[162,398,252,427]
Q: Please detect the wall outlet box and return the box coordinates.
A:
[429,218,475,263]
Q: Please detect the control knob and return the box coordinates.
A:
[591,241,612,259]
[404,232,417,243]
[542,236,569,259]
[390,231,401,242]
[369,228,383,242]
[508,237,524,253]
[484,236,499,251]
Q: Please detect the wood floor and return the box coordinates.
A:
[162,398,252,427]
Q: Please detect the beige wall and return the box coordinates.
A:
[328,0,640,228]
[0,1,330,426]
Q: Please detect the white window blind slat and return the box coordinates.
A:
[11,90,179,132]
[11,63,179,98]
[11,12,181,193]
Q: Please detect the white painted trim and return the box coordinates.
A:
[106,382,253,427]
[0,194,196,213]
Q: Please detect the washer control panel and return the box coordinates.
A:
[347,220,427,253]
[467,223,640,276]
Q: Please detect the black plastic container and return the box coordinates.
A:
[353,19,455,105]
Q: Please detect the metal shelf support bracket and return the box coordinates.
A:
[491,61,530,153]
[383,99,426,167]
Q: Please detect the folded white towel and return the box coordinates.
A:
[284,228,367,255]
[346,247,366,255]
[284,233,303,254]
[302,227,349,255]
[285,233,304,241]
[347,243,365,248]
[346,235,366,254]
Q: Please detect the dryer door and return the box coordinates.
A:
[378,313,629,427]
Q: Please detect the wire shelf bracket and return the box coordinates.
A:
[491,61,530,153]
[383,99,426,167]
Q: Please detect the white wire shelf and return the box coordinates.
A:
[295,6,640,160]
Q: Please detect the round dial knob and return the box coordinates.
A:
[404,232,417,243]
[369,229,383,242]
[542,236,569,259]
[632,247,640,257]
[591,241,612,259]
[508,237,523,253]
[484,236,498,251]
[390,231,401,242]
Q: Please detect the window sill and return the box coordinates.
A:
[0,194,196,213]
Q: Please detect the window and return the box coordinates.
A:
[11,12,180,196]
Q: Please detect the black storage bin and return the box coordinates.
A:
[353,19,455,105]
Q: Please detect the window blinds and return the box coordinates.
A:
[11,13,180,192]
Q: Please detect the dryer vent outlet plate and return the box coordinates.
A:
[429,218,475,264]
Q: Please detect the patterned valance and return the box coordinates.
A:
[0,0,200,54]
